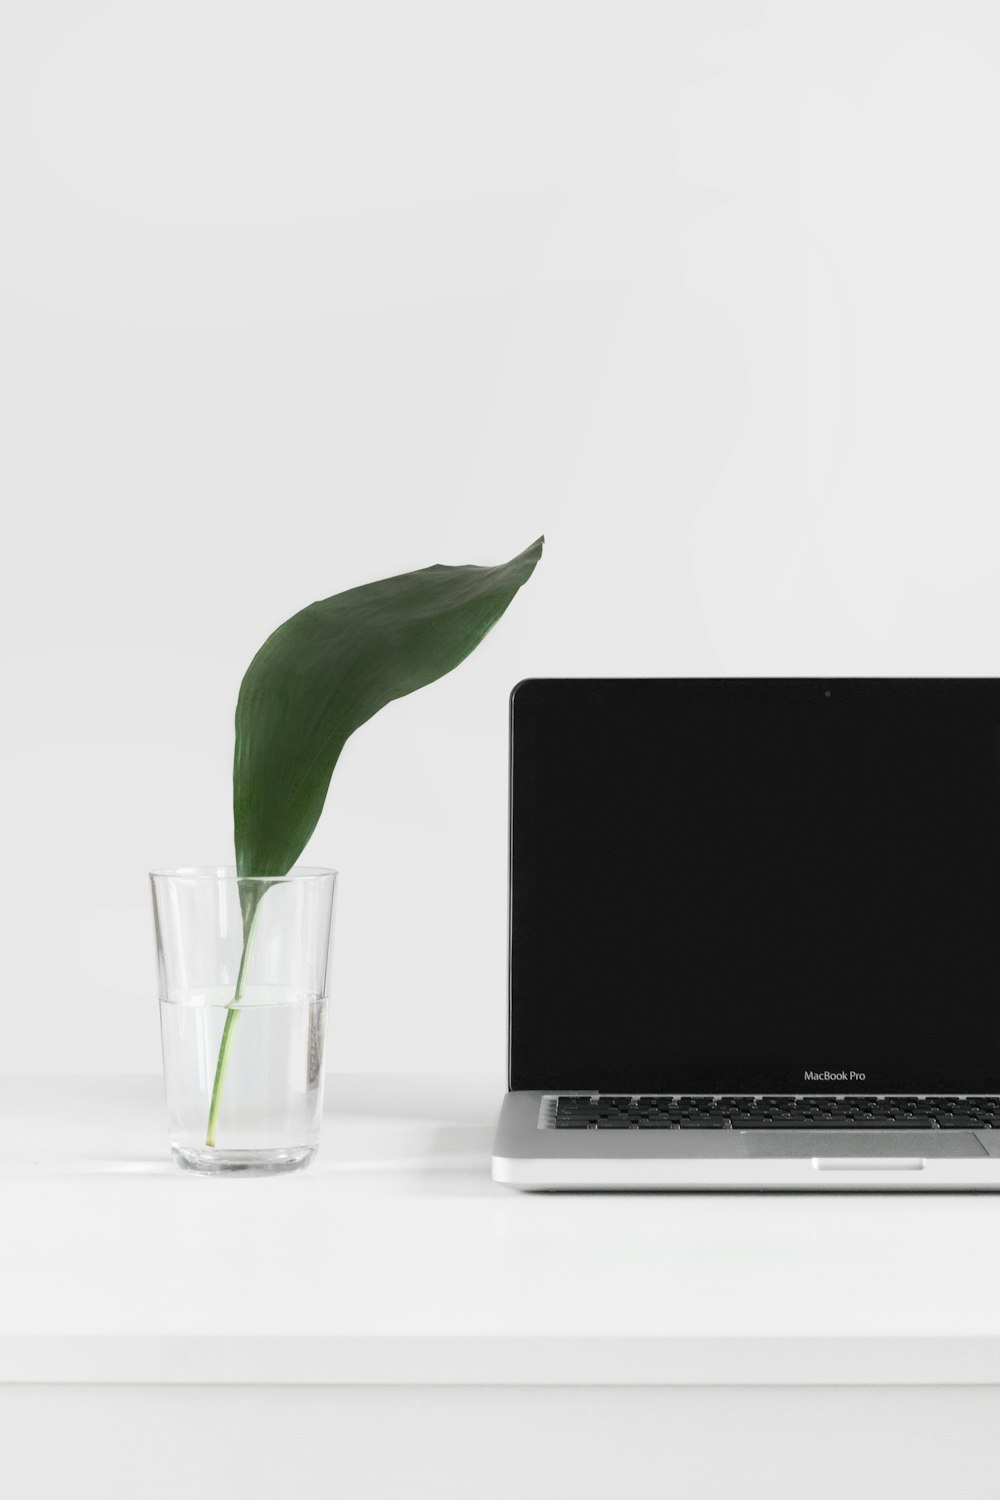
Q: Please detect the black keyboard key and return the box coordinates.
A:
[822,1116,938,1129]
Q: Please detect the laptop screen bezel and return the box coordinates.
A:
[507,677,1000,1094]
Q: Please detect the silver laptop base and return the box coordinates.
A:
[492,1091,1000,1191]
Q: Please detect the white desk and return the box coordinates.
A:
[5,1075,1000,1498]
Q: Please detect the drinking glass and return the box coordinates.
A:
[150,867,337,1175]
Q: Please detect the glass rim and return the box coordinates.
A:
[149,865,337,883]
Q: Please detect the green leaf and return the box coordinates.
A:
[233,536,543,876]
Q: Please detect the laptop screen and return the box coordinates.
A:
[509,679,1000,1093]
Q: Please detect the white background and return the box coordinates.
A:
[4,0,1000,1076]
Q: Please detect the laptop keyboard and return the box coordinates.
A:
[552,1095,1000,1129]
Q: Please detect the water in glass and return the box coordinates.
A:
[160,985,327,1174]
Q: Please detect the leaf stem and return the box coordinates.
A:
[205,889,262,1148]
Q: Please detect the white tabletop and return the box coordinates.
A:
[4,1074,1000,1386]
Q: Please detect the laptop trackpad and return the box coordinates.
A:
[743,1130,986,1158]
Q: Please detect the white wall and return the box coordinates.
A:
[4,0,1000,1076]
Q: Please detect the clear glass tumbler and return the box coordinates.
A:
[150,866,337,1176]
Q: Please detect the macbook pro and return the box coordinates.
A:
[492,679,1000,1189]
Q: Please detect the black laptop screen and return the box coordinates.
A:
[509,679,1000,1093]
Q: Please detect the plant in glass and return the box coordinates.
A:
[153,536,543,1173]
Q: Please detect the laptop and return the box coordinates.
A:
[491,678,1000,1190]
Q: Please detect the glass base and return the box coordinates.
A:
[171,1144,317,1177]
